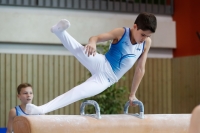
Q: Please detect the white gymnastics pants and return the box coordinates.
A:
[38,28,117,114]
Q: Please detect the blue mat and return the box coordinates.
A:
[0,128,6,133]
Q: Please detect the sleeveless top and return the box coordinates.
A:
[15,105,28,116]
[105,27,145,80]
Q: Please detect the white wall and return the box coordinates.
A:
[0,43,173,58]
[0,6,176,48]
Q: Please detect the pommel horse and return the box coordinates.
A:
[13,100,191,133]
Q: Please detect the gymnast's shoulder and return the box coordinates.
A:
[8,108,16,118]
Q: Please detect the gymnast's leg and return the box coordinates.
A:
[26,74,110,114]
[50,19,104,75]
[25,19,112,114]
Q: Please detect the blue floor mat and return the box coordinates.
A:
[0,128,6,133]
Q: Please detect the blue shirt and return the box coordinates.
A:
[15,105,28,116]
[105,27,145,80]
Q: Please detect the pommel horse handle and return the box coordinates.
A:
[80,100,101,119]
[124,100,145,119]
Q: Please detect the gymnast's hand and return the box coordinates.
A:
[84,43,97,57]
[129,95,138,107]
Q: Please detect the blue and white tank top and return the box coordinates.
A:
[15,105,28,116]
[105,27,145,80]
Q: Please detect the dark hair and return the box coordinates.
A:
[17,83,32,94]
[134,12,157,33]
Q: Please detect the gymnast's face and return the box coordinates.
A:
[132,24,152,44]
[18,87,33,104]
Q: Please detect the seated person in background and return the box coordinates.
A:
[6,83,34,133]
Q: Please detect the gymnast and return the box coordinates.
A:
[26,12,157,114]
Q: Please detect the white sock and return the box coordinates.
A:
[51,19,70,33]
[26,104,44,115]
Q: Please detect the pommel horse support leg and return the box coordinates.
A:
[13,100,191,133]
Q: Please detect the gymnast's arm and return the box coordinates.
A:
[85,28,125,56]
[6,108,16,133]
[129,37,151,106]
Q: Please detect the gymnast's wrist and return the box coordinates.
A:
[129,93,136,97]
